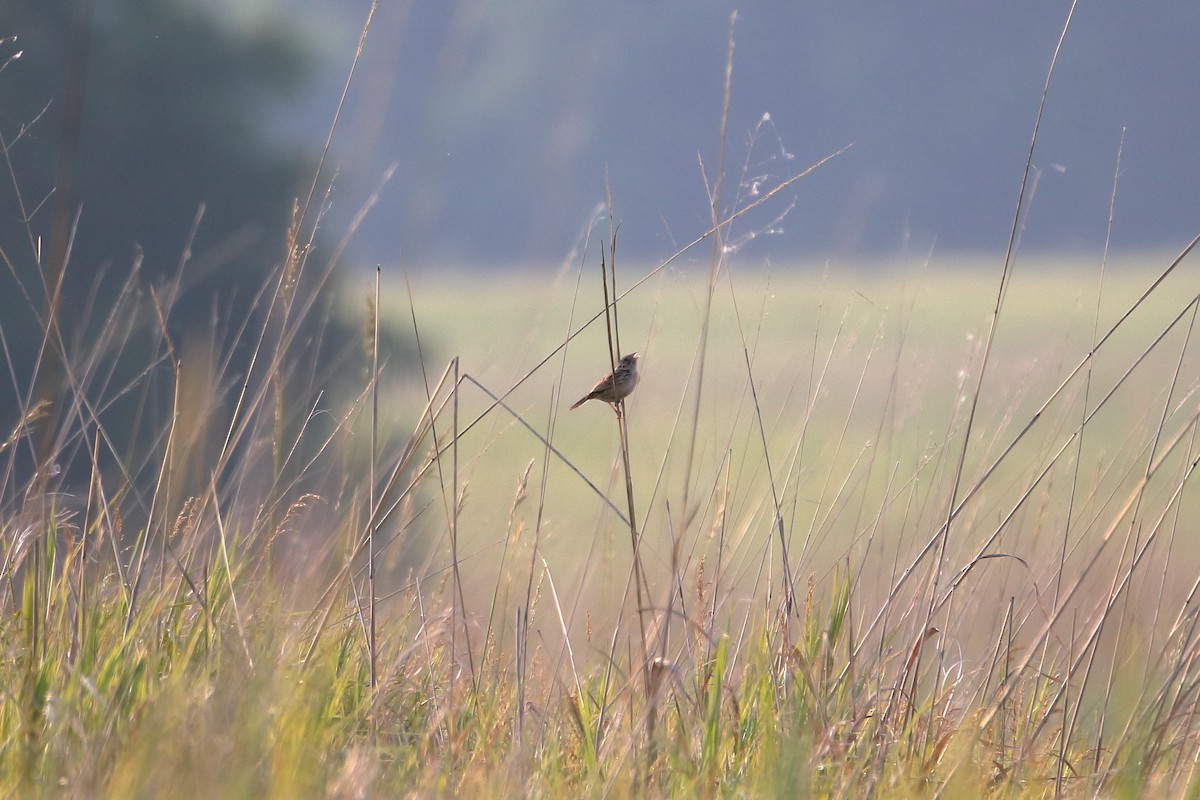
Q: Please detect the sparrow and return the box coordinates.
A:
[570,353,640,415]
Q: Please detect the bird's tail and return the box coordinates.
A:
[569,395,589,410]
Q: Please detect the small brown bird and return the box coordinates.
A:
[570,353,640,415]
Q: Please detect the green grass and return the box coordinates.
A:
[7,235,1200,797]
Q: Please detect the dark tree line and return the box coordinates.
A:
[0,0,315,444]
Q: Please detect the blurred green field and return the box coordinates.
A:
[344,250,1200,654]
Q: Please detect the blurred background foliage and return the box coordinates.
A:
[7,2,1200,284]
[0,0,319,470]
[3,1,1200,443]
[1,0,311,322]
[319,1,1200,266]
